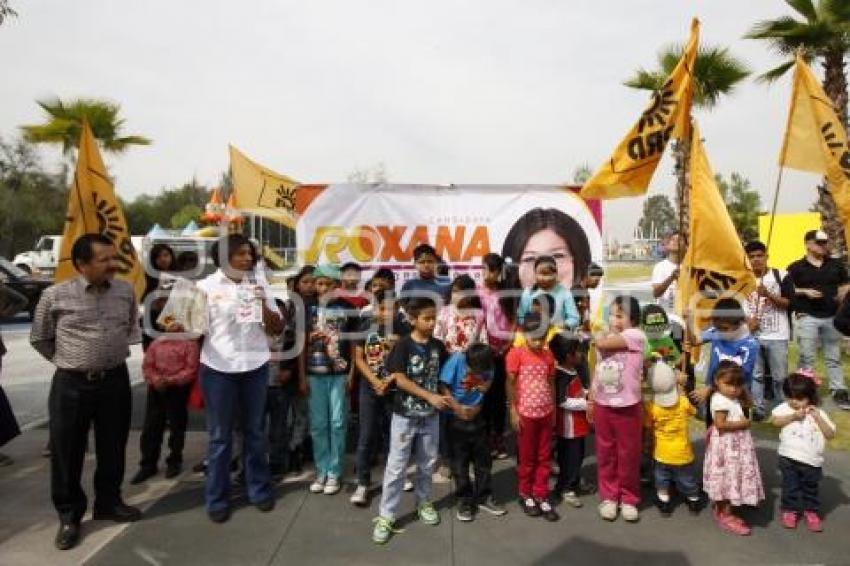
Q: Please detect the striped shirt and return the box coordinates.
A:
[30,276,141,370]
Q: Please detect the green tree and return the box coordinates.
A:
[0,0,16,26]
[347,162,388,183]
[745,0,850,258]
[624,44,750,240]
[637,194,678,240]
[122,194,158,235]
[572,163,593,185]
[0,136,67,258]
[20,97,151,155]
[122,178,210,234]
[715,172,762,241]
[170,204,203,229]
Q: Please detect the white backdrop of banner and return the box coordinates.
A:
[296,184,603,289]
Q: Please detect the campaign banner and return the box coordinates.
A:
[294,184,603,289]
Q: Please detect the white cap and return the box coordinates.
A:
[649,361,678,408]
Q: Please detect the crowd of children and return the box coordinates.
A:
[131,241,839,545]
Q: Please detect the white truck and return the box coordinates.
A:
[14,235,145,278]
[13,235,62,276]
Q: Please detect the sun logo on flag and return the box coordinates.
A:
[275,183,296,211]
[93,192,135,274]
[94,192,125,242]
[638,79,676,134]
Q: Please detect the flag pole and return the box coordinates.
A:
[678,118,694,376]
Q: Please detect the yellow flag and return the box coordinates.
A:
[581,18,699,200]
[677,124,756,339]
[779,53,850,243]
[55,121,145,299]
[229,145,299,228]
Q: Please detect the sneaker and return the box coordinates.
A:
[803,510,823,532]
[520,497,542,517]
[562,491,582,508]
[598,500,618,521]
[716,513,751,536]
[309,477,326,494]
[621,503,640,522]
[494,438,509,460]
[432,465,452,484]
[478,495,508,516]
[418,501,440,526]
[372,516,397,545]
[455,503,474,522]
[832,390,850,411]
[403,478,414,492]
[350,485,368,506]
[653,493,673,517]
[538,499,559,522]
[323,477,341,495]
[781,510,798,529]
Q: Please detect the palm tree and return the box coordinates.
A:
[20,97,151,155]
[624,45,750,238]
[745,0,850,258]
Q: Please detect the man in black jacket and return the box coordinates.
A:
[787,230,850,410]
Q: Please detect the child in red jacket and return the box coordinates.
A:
[131,326,200,484]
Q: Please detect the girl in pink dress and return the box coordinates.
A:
[703,361,765,536]
[434,274,488,353]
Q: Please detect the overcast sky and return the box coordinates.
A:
[0,0,825,240]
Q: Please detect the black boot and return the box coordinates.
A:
[130,467,157,485]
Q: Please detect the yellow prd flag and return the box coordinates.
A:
[581,18,699,200]
[779,53,850,244]
[55,121,145,299]
[229,145,299,229]
[676,124,755,341]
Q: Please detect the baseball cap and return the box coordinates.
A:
[313,264,341,281]
[649,361,678,408]
[804,229,828,243]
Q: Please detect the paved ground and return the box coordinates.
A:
[0,316,143,428]
[0,381,848,566]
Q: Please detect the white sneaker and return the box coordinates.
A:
[621,503,640,522]
[323,477,341,495]
[309,477,326,494]
[350,484,368,506]
[562,491,583,508]
[403,478,414,492]
[598,500,618,521]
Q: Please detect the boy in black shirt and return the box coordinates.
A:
[372,296,450,544]
[351,290,407,506]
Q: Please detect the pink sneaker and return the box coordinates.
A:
[803,511,823,533]
[781,511,798,529]
[716,513,751,536]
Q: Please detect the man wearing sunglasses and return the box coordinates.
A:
[787,230,850,410]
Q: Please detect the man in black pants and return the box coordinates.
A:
[30,234,142,550]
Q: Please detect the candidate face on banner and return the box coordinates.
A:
[295,184,603,289]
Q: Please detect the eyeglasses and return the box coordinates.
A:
[519,252,571,267]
